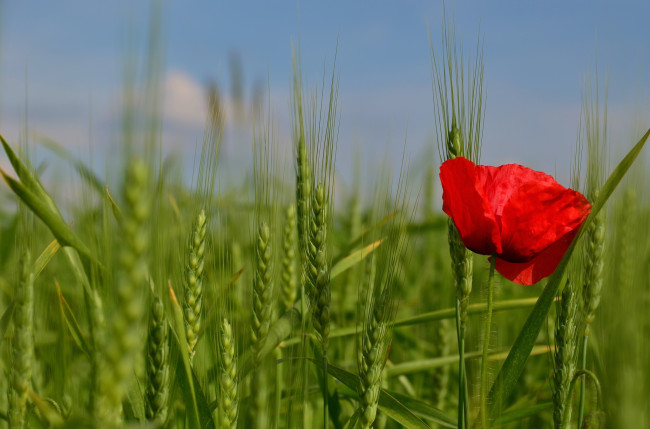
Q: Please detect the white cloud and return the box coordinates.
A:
[163,70,208,128]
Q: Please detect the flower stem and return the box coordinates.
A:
[480,256,497,429]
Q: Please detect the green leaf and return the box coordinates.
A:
[378,390,433,429]
[386,345,550,377]
[0,298,16,346]
[28,390,64,426]
[395,297,540,328]
[493,402,552,426]
[56,282,92,359]
[404,216,447,234]
[198,266,245,341]
[343,408,361,429]
[330,239,383,279]
[241,307,301,378]
[38,133,106,195]
[309,359,446,429]
[105,186,123,224]
[386,390,456,428]
[1,134,55,208]
[173,357,215,429]
[487,127,650,423]
[0,213,19,270]
[333,211,396,265]
[0,170,95,265]
[33,239,61,278]
[168,284,203,428]
[282,297,542,347]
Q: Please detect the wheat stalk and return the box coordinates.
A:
[98,158,151,425]
[8,249,34,429]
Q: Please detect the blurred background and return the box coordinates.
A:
[0,0,649,186]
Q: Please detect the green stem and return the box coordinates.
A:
[300,279,310,429]
[323,354,329,429]
[577,333,589,428]
[464,360,470,429]
[455,299,465,429]
[480,256,497,429]
[563,368,602,429]
[275,349,282,429]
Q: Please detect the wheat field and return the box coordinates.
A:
[0,8,649,429]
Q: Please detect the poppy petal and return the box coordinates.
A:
[475,163,558,227]
[494,229,579,285]
[440,157,502,255]
[499,180,591,262]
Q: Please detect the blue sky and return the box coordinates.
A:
[0,1,649,189]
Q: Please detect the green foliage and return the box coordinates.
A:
[0,24,648,429]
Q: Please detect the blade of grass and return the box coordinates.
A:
[33,238,61,277]
[240,306,302,378]
[396,297,543,328]
[310,358,445,429]
[105,186,123,223]
[330,239,383,279]
[387,390,456,428]
[492,402,552,427]
[1,134,55,208]
[173,357,215,429]
[168,284,201,428]
[387,345,551,377]
[332,211,396,265]
[0,170,95,265]
[281,297,544,347]
[28,390,65,426]
[37,133,106,195]
[0,213,18,270]
[56,281,92,359]
[487,127,650,423]
[0,298,16,345]
[379,390,434,429]
[197,266,245,341]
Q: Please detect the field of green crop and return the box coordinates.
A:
[0,12,649,429]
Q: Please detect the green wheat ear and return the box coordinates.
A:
[448,220,473,325]
[358,286,390,429]
[582,210,604,330]
[307,183,330,353]
[8,249,35,429]
[292,49,311,261]
[251,221,273,363]
[280,204,299,313]
[184,208,207,363]
[145,294,170,423]
[552,277,579,428]
[219,318,239,429]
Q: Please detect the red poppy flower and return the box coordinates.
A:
[440,156,591,285]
